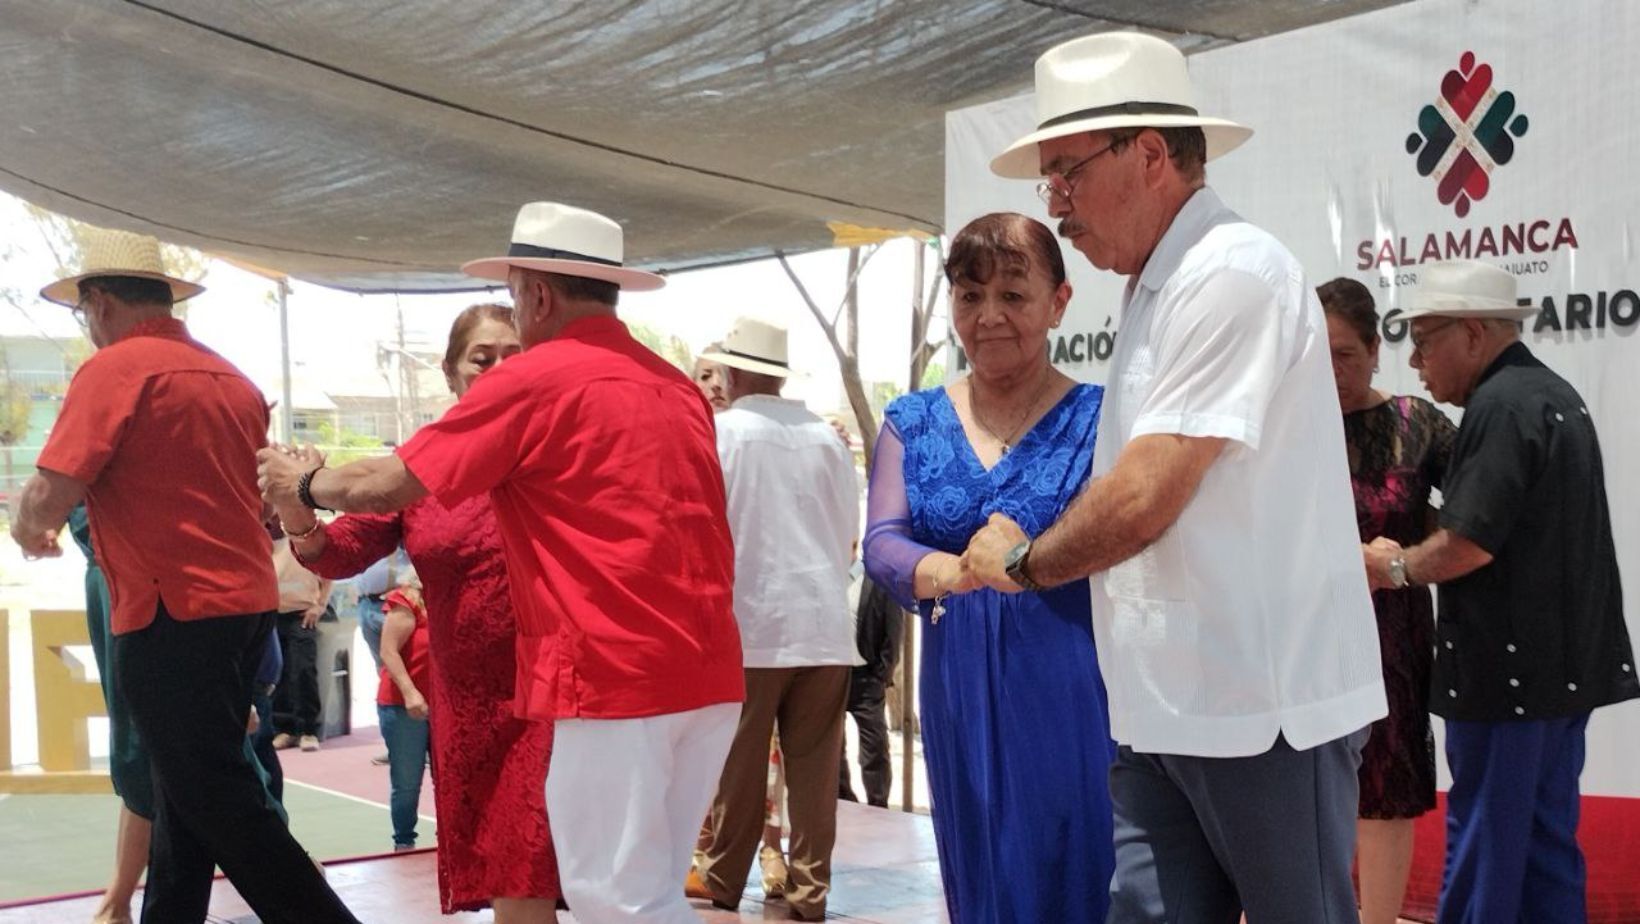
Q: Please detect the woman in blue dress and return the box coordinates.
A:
[863,212,1115,923]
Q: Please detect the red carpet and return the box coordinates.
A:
[1403,792,1640,922]
[0,801,943,922]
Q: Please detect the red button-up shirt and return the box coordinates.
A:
[37,317,278,634]
[398,315,744,721]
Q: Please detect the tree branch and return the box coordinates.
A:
[778,250,843,355]
[829,242,882,330]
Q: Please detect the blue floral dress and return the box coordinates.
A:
[863,383,1115,924]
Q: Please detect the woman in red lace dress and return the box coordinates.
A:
[274,304,559,920]
[1320,279,1456,924]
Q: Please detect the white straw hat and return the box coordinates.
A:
[462,202,664,292]
[701,317,794,378]
[991,32,1252,179]
[39,229,204,307]
[1400,261,1536,321]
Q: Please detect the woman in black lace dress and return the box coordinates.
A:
[1320,278,1456,924]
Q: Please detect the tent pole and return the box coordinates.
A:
[278,278,294,445]
[900,242,923,814]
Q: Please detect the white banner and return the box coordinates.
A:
[945,0,1640,798]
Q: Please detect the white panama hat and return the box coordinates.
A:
[1400,260,1536,321]
[701,317,794,378]
[462,201,665,292]
[40,228,203,307]
[991,31,1253,179]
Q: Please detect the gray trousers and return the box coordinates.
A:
[1106,728,1368,924]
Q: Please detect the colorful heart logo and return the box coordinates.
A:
[1440,52,1494,122]
[1407,51,1528,217]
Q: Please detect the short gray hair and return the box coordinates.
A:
[1106,126,1207,184]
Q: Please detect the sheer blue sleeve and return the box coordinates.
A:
[863,416,938,611]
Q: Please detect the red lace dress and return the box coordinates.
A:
[305,495,560,911]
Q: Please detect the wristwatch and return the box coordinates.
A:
[1003,539,1045,592]
[1388,556,1410,589]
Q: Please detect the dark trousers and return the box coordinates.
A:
[1439,714,1590,924]
[251,688,283,804]
[1106,729,1366,924]
[837,666,891,807]
[273,611,321,737]
[114,606,357,924]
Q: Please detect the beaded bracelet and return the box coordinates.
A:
[296,467,333,512]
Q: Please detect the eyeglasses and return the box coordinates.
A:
[70,296,90,329]
[1408,320,1460,357]
[1035,141,1121,205]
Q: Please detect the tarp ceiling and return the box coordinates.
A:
[1,1,1404,292]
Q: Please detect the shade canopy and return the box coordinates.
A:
[0,1,1402,292]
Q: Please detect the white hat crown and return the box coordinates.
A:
[990,31,1252,178]
[703,317,792,378]
[510,202,625,266]
[1034,32,1199,130]
[461,201,664,292]
[1404,260,1534,321]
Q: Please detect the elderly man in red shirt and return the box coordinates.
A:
[10,230,357,924]
[258,202,745,924]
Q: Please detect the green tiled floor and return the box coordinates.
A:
[0,783,432,904]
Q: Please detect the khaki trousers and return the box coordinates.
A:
[698,665,850,919]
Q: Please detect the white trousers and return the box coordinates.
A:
[546,702,740,924]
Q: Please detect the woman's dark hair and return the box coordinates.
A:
[945,212,1066,289]
[1316,277,1380,347]
[444,302,516,371]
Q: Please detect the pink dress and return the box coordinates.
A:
[307,495,560,912]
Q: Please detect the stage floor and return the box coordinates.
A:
[0,801,944,923]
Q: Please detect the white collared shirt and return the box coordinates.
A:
[717,394,861,668]
[1090,188,1387,757]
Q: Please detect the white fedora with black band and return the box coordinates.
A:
[462,202,665,292]
[991,32,1253,179]
[1399,260,1537,321]
[702,317,795,379]
[40,228,204,307]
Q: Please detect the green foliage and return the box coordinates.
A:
[627,321,694,372]
[920,361,945,390]
[0,380,30,446]
[308,420,387,465]
[869,380,902,416]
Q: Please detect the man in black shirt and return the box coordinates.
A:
[1364,260,1638,924]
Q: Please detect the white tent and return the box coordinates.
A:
[0,1,1404,291]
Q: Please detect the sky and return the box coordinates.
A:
[0,191,951,420]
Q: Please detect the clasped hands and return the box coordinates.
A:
[940,512,1031,596]
[256,442,327,512]
[1361,535,1403,590]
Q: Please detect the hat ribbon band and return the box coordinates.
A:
[722,347,788,369]
[1038,100,1200,130]
[507,242,623,267]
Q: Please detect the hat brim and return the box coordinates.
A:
[461,256,665,292]
[990,115,1254,179]
[1399,297,1538,322]
[40,270,204,308]
[699,350,797,379]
